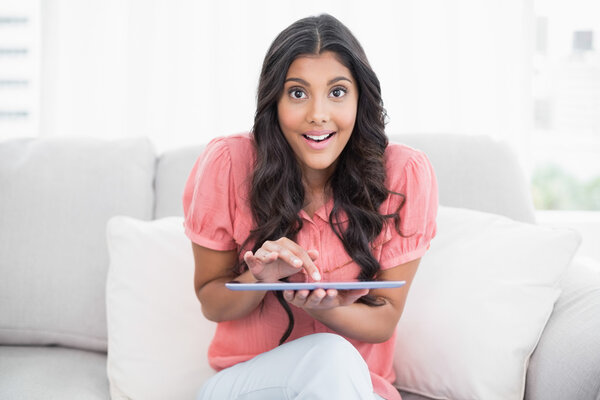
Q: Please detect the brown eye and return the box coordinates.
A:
[330,87,347,98]
[289,88,307,99]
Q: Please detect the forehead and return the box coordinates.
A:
[285,51,353,82]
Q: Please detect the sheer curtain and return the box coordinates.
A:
[0,0,41,140]
[39,0,533,153]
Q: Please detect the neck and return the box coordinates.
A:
[302,172,328,195]
[299,160,337,194]
[301,167,334,217]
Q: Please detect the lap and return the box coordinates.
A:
[197,333,385,400]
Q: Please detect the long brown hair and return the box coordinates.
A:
[244,14,404,344]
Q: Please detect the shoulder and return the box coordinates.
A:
[384,142,424,166]
[204,132,254,160]
[200,132,255,170]
[384,142,435,189]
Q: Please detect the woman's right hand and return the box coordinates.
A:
[243,237,321,282]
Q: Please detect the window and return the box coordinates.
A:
[0,0,40,140]
[531,0,600,210]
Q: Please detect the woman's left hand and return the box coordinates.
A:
[283,288,369,310]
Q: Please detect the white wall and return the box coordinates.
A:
[38,0,533,153]
[8,0,598,262]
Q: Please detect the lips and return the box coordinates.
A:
[302,131,336,150]
[303,132,334,142]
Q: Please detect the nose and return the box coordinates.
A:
[307,97,329,125]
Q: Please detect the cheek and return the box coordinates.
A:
[277,102,304,131]
[336,104,358,131]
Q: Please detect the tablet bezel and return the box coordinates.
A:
[225,280,406,291]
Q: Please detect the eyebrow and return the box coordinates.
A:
[284,76,353,86]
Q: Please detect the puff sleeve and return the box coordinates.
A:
[182,138,237,251]
[379,149,438,269]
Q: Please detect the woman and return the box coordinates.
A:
[183,14,437,400]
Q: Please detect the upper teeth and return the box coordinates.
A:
[306,133,332,141]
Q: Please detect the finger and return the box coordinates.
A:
[305,262,321,281]
[295,289,310,303]
[243,251,258,267]
[307,249,319,261]
[244,252,266,280]
[283,290,294,302]
[305,289,327,307]
[294,247,320,281]
[262,241,303,268]
[276,239,320,281]
[286,292,304,308]
[254,248,276,263]
[318,289,338,307]
[277,248,303,268]
[244,250,273,267]
[266,239,321,281]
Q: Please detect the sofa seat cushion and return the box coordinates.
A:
[526,257,600,400]
[0,346,109,399]
[397,391,433,400]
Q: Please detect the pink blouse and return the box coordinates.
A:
[183,133,438,400]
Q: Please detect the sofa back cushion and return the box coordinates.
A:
[154,145,204,219]
[155,133,536,223]
[398,133,536,223]
[0,137,155,351]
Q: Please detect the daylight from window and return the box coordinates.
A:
[531,0,600,210]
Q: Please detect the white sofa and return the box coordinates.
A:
[1,134,599,400]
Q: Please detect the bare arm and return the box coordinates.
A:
[284,257,421,343]
[192,237,321,322]
[192,244,264,322]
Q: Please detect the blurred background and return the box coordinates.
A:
[1,0,599,260]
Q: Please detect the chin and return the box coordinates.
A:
[304,158,336,171]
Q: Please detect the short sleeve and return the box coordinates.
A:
[182,138,237,251]
[379,149,438,269]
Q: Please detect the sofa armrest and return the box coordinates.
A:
[525,257,600,400]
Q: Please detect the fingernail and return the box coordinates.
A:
[312,271,321,281]
[293,258,302,266]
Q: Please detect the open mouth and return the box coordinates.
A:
[302,132,336,142]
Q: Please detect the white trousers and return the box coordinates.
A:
[197,333,386,400]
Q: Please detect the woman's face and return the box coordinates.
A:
[277,51,358,181]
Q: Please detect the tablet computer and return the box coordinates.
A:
[225,280,406,291]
